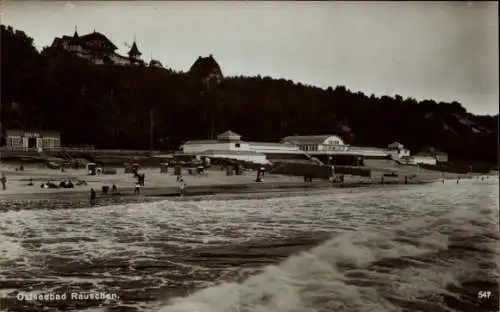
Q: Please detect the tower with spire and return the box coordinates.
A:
[127,36,143,65]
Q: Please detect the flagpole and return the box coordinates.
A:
[150,109,154,151]
[0,99,2,164]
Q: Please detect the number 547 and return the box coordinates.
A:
[478,291,492,299]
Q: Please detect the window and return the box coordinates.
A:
[235,143,240,148]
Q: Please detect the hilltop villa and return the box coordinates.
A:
[50,28,165,67]
[48,29,225,80]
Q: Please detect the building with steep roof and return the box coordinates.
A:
[189,54,223,88]
[50,30,145,66]
[127,40,144,65]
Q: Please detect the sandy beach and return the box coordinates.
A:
[0,161,492,201]
[0,164,309,198]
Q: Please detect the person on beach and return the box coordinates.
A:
[101,185,109,195]
[176,174,184,182]
[329,166,335,184]
[111,184,118,194]
[1,173,6,190]
[178,178,186,196]
[256,169,263,182]
[134,182,141,195]
[90,188,96,205]
[136,173,145,187]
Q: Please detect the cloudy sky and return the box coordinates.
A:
[1,1,498,115]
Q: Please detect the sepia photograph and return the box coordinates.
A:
[0,1,498,311]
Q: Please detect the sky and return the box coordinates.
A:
[1,1,498,115]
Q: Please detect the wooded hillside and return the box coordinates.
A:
[1,25,498,165]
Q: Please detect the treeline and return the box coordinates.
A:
[1,24,498,165]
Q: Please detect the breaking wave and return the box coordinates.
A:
[157,179,499,312]
[0,177,498,312]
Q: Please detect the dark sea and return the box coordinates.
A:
[0,177,498,312]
